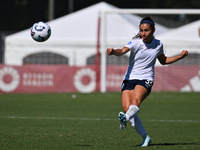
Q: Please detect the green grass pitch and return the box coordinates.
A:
[0,92,199,150]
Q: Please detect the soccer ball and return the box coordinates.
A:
[30,21,51,42]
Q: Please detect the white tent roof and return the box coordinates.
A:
[158,20,200,56]
[5,2,169,65]
[6,2,168,43]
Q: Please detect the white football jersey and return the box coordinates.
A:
[124,38,163,81]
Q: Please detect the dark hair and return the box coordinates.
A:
[140,16,155,30]
[132,16,155,39]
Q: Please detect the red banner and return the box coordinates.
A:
[153,66,200,92]
[0,65,97,93]
[0,65,199,93]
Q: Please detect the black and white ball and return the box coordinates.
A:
[30,21,51,42]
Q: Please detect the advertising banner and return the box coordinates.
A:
[0,65,97,93]
[0,65,199,93]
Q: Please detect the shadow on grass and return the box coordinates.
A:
[150,143,199,146]
[75,144,92,147]
[130,142,199,147]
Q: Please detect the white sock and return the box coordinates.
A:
[130,115,147,138]
[125,105,139,121]
[129,117,135,127]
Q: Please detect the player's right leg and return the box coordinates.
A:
[118,90,131,129]
[118,111,127,129]
[119,89,140,129]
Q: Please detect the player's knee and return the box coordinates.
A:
[130,97,141,106]
[123,105,130,112]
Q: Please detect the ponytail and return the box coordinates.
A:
[132,33,141,39]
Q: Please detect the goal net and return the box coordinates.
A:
[100,9,200,93]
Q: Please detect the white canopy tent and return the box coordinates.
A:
[5,2,168,66]
[157,19,200,57]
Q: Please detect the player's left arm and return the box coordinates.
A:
[158,50,188,65]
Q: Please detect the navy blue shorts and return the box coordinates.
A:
[121,79,153,94]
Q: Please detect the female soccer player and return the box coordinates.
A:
[107,16,188,147]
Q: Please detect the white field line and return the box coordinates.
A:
[0,116,116,121]
[149,119,200,123]
[0,116,200,123]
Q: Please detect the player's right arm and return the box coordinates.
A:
[107,47,130,56]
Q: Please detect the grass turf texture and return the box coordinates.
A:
[0,92,199,150]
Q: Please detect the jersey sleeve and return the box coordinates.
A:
[124,39,137,50]
[158,42,164,56]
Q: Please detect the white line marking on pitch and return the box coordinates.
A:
[0,116,116,121]
[0,116,200,123]
[149,119,200,123]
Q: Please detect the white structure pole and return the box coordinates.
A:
[48,0,55,21]
[100,11,107,93]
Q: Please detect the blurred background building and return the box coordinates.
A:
[0,0,200,93]
[1,0,200,63]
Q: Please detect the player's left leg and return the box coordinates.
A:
[129,116,151,147]
[127,84,152,146]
